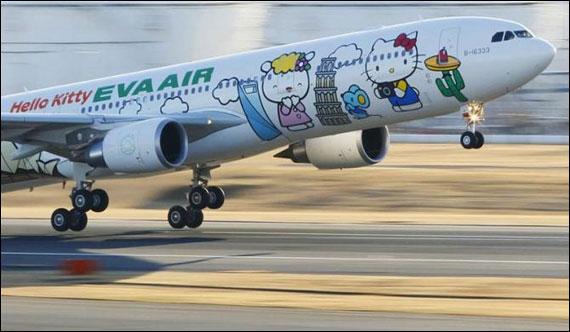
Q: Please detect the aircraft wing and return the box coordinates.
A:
[1,110,247,158]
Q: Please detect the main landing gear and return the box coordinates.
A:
[460,101,486,150]
[50,163,108,232]
[167,166,225,230]
[50,183,109,232]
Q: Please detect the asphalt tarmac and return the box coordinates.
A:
[1,219,568,278]
[1,219,568,330]
[2,297,568,331]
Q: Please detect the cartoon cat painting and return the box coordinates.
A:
[261,52,315,131]
[365,32,423,112]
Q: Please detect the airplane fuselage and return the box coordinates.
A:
[1,17,555,190]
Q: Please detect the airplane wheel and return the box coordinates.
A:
[51,208,71,232]
[460,132,477,149]
[168,205,187,229]
[186,208,204,229]
[91,189,109,213]
[189,186,209,210]
[69,209,88,232]
[207,186,225,210]
[474,131,485,149]
[72,189,93,212]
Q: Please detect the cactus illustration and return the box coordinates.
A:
[435,69,468,102]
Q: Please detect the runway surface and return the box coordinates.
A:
[2,219,568,330]
[2,297,568,331]
[1,219,568,279]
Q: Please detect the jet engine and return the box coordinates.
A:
[275,127,390,169]
[85,118,189,173]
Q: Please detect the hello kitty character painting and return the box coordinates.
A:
[261,52,315,131]
[365,32,424,112]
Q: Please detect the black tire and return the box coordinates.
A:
[188,186,209,210]
[72,189,93,212]
[460,131,477,149]
[207,186,225,210]
[51,208,71,232]
[186,208,204,229]
[91,189,109,213]
[69,209,88,232]
[168,205,187,229]
[474,131,485,149]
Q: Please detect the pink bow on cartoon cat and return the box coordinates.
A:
[394,33,416,51]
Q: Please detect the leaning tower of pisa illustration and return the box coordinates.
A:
[313,57,351,126]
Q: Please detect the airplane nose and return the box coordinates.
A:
[535,38,556,71]
[545,39,556,63]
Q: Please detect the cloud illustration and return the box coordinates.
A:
[329,43,363,70]
[212,78,239,105]
[119,100,143,115]
[160,96,189,114]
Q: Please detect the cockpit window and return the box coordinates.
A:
[504,31,515,41]
[491,31,504,43]
[514,30,533,38]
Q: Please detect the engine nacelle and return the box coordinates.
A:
[275,127,390,169]
[86,118,189,173]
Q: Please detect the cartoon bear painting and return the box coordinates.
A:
[365,32,423,112]
[261,52,315,131]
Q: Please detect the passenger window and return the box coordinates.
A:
[491,31,504,43]
[514,30,533,38]
[504,31,515,41]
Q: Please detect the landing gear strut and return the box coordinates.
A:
[50,163,109,232]
[460,101,485,150]
[167,165,225,230]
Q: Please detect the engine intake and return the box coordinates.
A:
[86,118,189,173]
[275,127,390,169]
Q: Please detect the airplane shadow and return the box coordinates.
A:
[1,230,272,288]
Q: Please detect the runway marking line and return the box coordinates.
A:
[2,271,568,320]
[2,251,568,265]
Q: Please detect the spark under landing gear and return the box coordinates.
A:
[460,101,486,150]
[167,166,225,230]
[50,180,109,232]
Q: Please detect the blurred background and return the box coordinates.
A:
[2,2,568,330]
[1,1,568,136]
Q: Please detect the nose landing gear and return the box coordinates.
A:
[167,166,225,230]
[461,101,486,150]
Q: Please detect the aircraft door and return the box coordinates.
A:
[439,27,461,56]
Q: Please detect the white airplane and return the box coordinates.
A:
[1,17,555,232]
